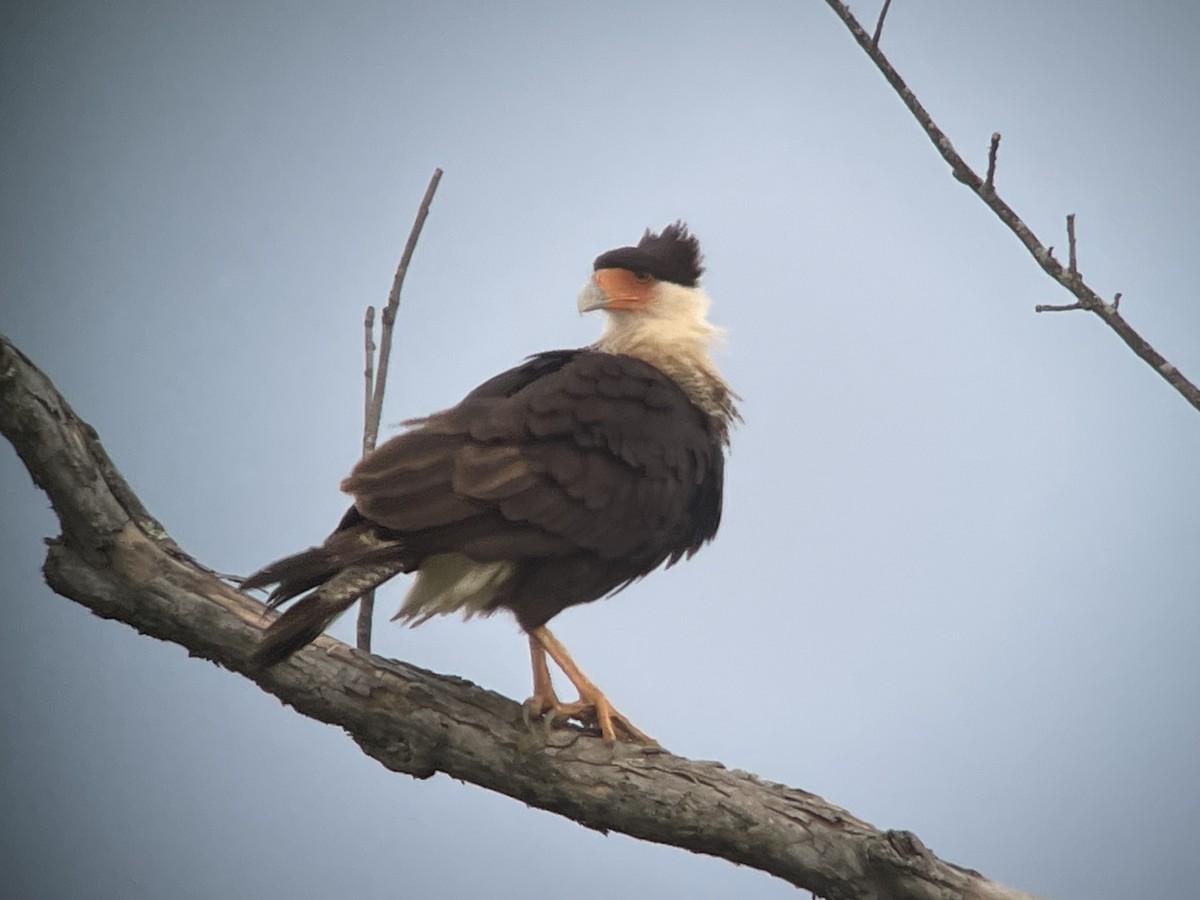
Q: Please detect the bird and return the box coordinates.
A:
[242,222,738,743]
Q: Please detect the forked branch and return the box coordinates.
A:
[357,168,444,650]
[364,168,444,453]
[822,0,1200,413]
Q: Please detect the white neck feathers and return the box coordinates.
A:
[589,282,737,438]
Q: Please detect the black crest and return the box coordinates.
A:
[593,221,705,287]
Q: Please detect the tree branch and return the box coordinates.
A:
[358,304,378,650]
[1,330,1037,900]
[822,0,1200,414]
[363,167,443,453]
[362,304,377,459]
[984,132,1001,193]
[357,167,444,652]
[870,0,892,48]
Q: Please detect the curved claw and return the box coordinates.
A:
[525,625,658,745]
[556,696,656,745]
[521,696,563,739]
[524,691,656,745]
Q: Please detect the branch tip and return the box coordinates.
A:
[984,132,1001,192]
[357,167,445,651]
[363,305,376,456]
[871,0,893,48]
[365,167,444,453]
[1066,214,1078,276]
[820,0,1200,411]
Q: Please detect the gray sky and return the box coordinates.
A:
[2,2,1198,898]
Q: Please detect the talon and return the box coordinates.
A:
[521,698,543,732]
[525,626,657,745]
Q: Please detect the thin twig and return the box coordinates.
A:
[355,167,444,652]
[1066,214,1078,276]
[821,0,1200,414]
[363,306,376,457]
[871,0,893,48]
[364,168,444,452]
[1035,302,1084,314]
[358,305,378,650]
[984,132,1001,193]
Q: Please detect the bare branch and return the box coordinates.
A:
[359,305,378,650]
[357,594,377,650]
[821,0,1200,413]
[356,168,444,651]
[1035,302,1085,314]
[364,167,444,452]
[0,331,1041,900]
[871,0,892,48]
[362,305,376,458]
[357,304,376,648]
[1066,214,1078,276]
[984,132,1001,193]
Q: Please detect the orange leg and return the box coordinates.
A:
[525,625,656,745]
[526,636,562,715]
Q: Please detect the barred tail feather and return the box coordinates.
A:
[250,590,354,669]
[248,560,408,669]
[242,545,342,609]
[243,519,410,669]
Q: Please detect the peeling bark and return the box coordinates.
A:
[0,332,1038,900]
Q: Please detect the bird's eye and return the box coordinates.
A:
[633,272,652,283]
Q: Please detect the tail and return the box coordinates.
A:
[248,560,407,668]
[242,518,408,669]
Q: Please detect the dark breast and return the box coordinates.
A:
[342,349,727,630]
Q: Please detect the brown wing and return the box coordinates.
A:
[342,350,725,626]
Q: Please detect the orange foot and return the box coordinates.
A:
[524,628,657,745]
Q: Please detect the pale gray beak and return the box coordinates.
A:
[576,278,608,313]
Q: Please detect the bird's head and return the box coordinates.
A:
[579,221,722,358]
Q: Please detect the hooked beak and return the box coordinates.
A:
[577,268,655,313]
[577,277,608,313]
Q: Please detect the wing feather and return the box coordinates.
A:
[339,350,723,586]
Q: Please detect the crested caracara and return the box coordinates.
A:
[243,222,738,743]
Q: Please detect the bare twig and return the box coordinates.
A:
[871,0,893,48]
[355,167,444,652]
[358,305,378,649]
[364,168,444,452]
[821,0,1200,413]
[0,330,1042,900]
[363,305,376,457]
[984,132,1001,193]
[357,594,377,651]
[1066,214,1078,276]
[357,603,378,654]
[1035,302,1084,314]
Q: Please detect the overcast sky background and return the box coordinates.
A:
[3,2,1198,898]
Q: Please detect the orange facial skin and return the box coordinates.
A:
[593,267,656,310]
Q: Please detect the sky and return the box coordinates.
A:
[2,1,1198,898]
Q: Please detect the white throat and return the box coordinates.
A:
[582,280,736,435]
[589,281,723,368]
